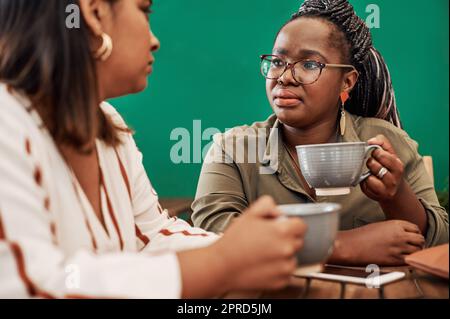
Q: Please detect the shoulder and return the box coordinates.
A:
[0,84,48,187]
[0,84,31,127]
[213,114,277,146]
[351,113,408,138]
[100,101,136,150]
[99,101,144,171]
[349,113,422,161]
[100,101,130,131]
[0,84,42,143]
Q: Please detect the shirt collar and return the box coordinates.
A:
[263,110,361,170]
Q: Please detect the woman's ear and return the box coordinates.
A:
[78,0,110,37]
[341,69,359,94]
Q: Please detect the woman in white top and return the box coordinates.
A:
[0,0,306,298]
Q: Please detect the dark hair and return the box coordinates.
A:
[0,0,128,152]
[287,0,401,128]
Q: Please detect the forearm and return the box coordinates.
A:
[379,179,428,234]
[177,243,228,298]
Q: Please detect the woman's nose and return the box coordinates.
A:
[278,65,298,86]
[149,31,160,52]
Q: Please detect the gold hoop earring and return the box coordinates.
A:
[93,33,113,61]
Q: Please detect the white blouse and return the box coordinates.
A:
[0,84,219,298]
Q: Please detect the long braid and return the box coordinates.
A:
[291,0,401,128]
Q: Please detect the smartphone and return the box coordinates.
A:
[294,264,406,286]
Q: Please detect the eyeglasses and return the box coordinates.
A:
[260,54,357,85]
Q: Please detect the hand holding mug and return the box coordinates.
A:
[214,196,307,292]
[361,135,406,203]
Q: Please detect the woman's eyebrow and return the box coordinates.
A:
[272,48,328,62]
[297,49,328,62]
[272,48,288,55]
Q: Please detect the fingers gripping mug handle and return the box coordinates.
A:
[357,145,383,184]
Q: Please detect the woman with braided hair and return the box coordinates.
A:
[291,0,400,127]
[193,0,448,266]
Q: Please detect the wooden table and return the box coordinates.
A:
[226,266,449,299]
[156,199,448,299]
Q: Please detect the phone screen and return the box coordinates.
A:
[321,265,389,278]
[294,264,406,286]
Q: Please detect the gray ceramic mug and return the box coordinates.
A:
[296,142,382,196]
[278,203,341,274]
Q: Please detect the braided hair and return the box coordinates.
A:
[289,0,401,127]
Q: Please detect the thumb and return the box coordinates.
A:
[246,195,281,219]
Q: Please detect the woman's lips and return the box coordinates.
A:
[146,58,154,72]
[273,89,303,107]
[274,97,302,107]
[146,63,153,74]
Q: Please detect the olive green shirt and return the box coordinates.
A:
[192,111,449,247]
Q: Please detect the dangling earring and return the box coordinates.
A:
[93,33,113,61]
[339,91,349,136]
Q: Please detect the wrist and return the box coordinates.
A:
[379,178,407,208]
[328,230,359,265]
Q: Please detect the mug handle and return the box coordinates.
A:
[356,144,383,184]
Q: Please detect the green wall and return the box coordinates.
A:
[111,0,449,197]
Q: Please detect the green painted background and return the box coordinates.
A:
[111,0,449,197]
